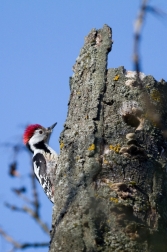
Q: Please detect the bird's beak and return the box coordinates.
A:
[45,122,57,142]
[47,122,57,131]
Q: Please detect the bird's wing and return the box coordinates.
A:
[33,153,54,203]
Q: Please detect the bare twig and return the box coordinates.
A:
[0,227,49,252]
[20,242,49,249]
[133,0,148,77]
[5,203,50,235]
[0,227,21,249]
[146,5,167,18]
[133,0,167,78]
[23,206,50,234]
[12,188,32,205]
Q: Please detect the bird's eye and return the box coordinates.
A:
[39,130,43,134]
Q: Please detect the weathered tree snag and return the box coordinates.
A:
[49,25,167,252]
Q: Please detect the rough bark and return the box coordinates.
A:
[49,25,167,252]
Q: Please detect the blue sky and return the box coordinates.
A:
[0,1,167,251]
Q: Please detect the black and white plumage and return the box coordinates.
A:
[23,123,58,203]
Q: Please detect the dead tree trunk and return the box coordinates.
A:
[49,25,167,252]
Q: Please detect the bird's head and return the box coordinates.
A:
[23,123,57,150]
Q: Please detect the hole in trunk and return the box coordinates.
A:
[123,115,140,128]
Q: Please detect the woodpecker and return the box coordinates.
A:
[23,123,58,203]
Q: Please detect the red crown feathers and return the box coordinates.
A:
[23,124,42,144]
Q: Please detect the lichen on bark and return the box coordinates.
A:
[49,25,167,252]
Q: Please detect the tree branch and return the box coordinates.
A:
[0,227,49,252]
[133,0,148,76]
[5,203,50,235]
[0,227,21,250]
[12,188,33,205]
